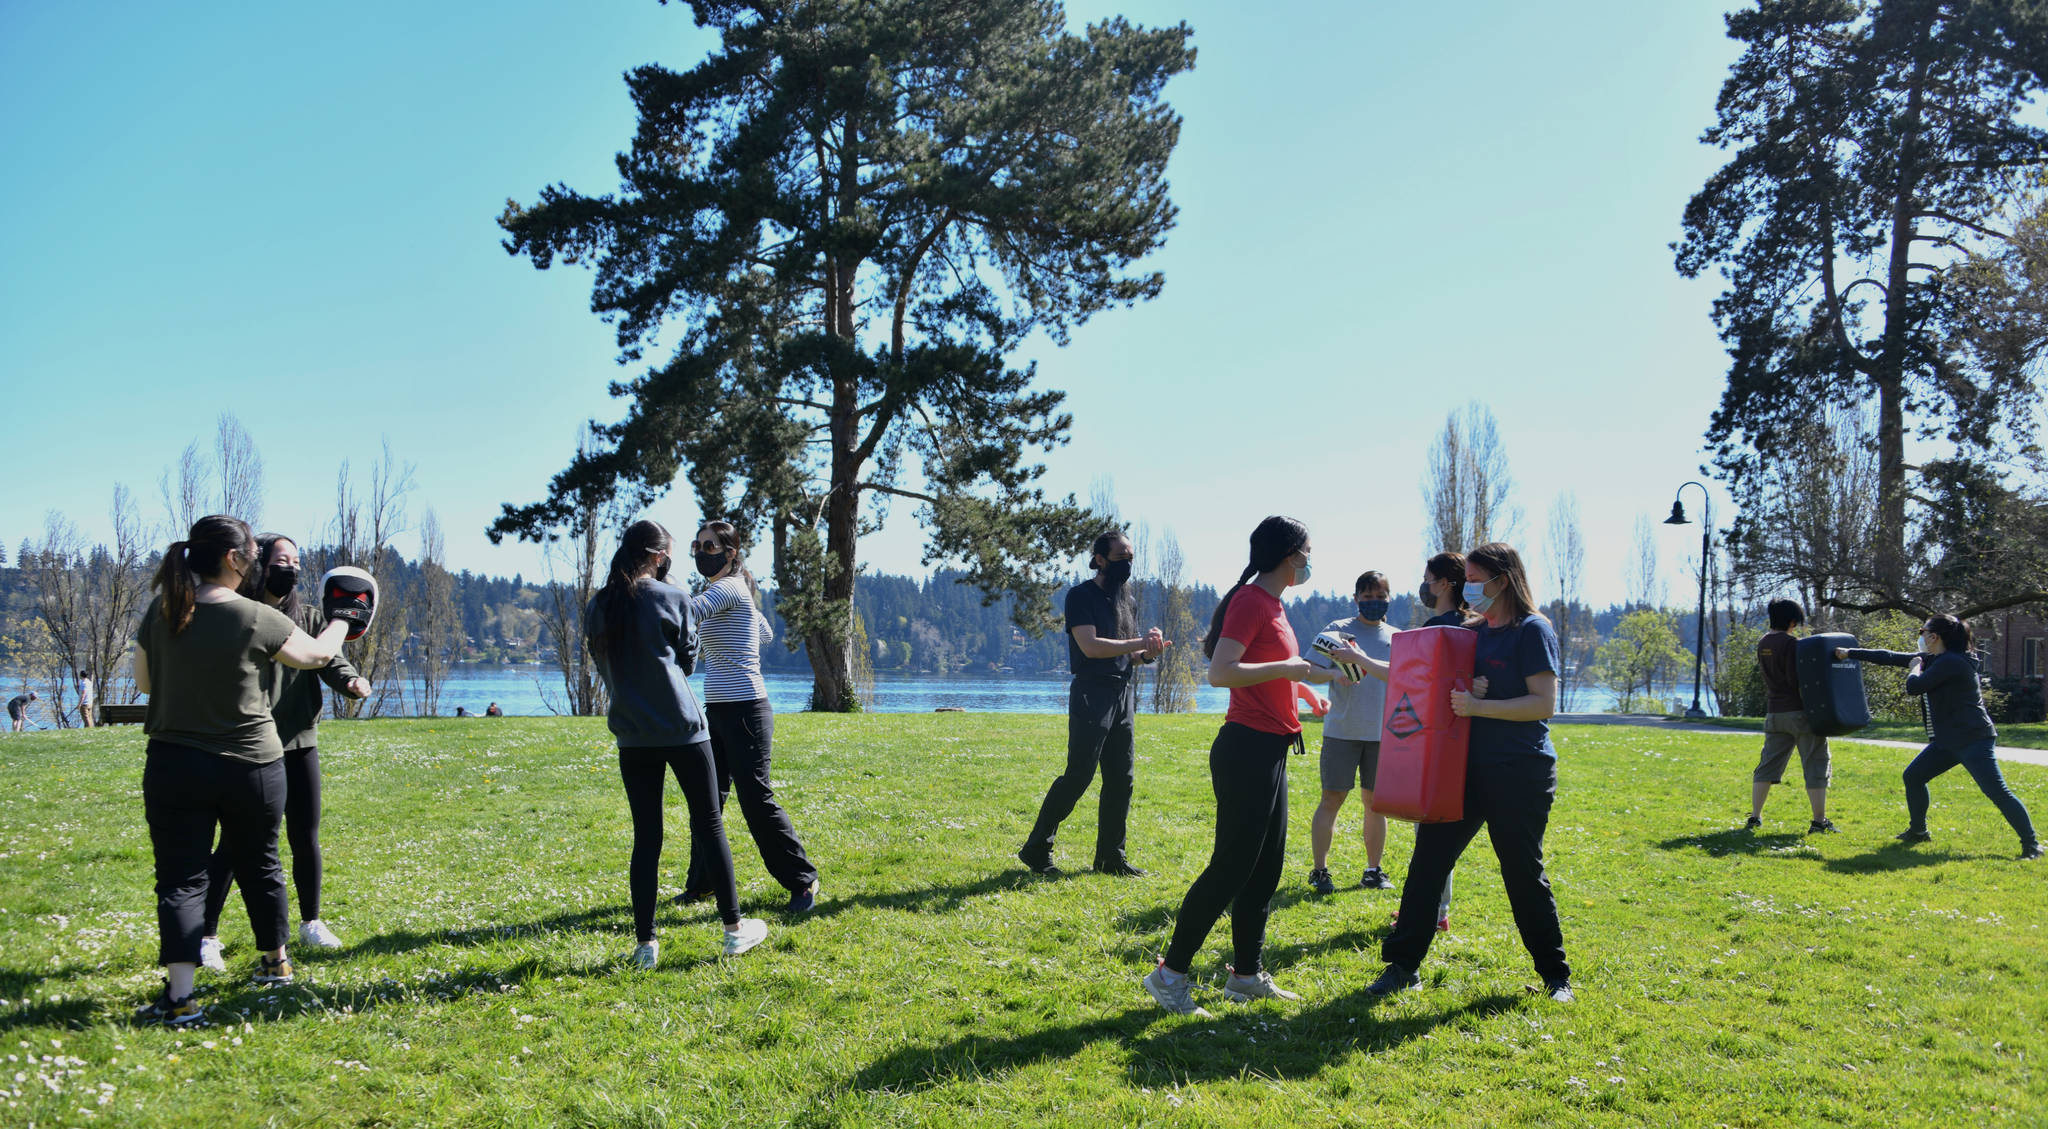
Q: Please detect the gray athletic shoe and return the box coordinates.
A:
[626,940,659,970]
[298,919,343,949]
[1222,968,1300,1003]
[722,918,768,957]
[1143,962,1211,1017]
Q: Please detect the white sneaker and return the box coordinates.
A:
[198,936,227,973]
[627,940,659,970]
[1222,967,1301,1003]
[298,920,343,949]
[722,918,768,957]
[1143,960,1211,1017]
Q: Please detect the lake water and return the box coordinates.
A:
[405,665,1678,716]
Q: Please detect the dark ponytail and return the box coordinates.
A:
[1089,527,1136,638]
[151,515,256,635]
[588,520,673,664]
[1426,551,1469,615]
[1201,515,1309,659]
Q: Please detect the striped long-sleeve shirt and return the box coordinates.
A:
[690,576,775,704]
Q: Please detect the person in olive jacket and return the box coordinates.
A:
[1839,614,2040,859]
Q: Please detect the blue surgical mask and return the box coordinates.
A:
[1357,599,1389,622]
[1294,555,1312,584]
[1464,580,1496,614]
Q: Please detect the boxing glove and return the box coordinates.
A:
[319,566,379,642]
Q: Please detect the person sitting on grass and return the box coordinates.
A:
[1838,616,2040,860]
[1746,599,1835,834]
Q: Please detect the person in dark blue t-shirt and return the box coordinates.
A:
[1020,530,1169,877]
[1365,541,1574,1002]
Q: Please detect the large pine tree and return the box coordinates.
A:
[490,0,1194,709]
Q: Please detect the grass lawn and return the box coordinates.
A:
[1693,716,2048,750]
[2,714,2043,1127]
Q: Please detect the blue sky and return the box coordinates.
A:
[2,1,1746,607]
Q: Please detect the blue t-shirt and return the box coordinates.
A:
[1470,614,1560,762]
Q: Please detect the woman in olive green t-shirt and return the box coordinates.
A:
[131,515,352,1025]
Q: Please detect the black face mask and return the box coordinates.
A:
[654,555,671,582]
[1101,558,1133,587]
[694,551,727,578]
[265,566,299,599]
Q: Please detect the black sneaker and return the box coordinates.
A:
[1359,867,1394,890]
[672,885,713,906]
[1541,979,1575,1003]
[1094,858,1146,878]
[253,955,293,985]
[134,982,204,1027]
[2020,844,2043,861]
[784,880,819,914]
[1742,815,1763,832]
[1808,818,1839,834]
[1895,828,1933,844]
[1307,867,1336,896]
[1017,845,1061,876]
[1363,963,1419,997]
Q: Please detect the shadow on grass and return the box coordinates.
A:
[333,904,634,960]
[1654,829,1813,857]
[675,867,1071,927]
[827,988,1527,1109]
[0,996,99,1033]
[1821,844,1964,873]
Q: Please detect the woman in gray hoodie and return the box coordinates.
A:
[1839,614,2040,859]
[587,520,769,967]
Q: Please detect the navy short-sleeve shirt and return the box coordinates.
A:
[1470,614,1560,762]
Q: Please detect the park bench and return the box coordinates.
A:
[98,704,147,725]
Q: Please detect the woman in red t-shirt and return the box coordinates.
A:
[1143,515,1362,1016]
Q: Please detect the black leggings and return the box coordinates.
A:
[685,699,817,893]
[621,742,739,938]
[203,746,323,933]
[1163,722,1293,975]
[142,740,287,964]
[1384,754,1569,983]
[1903,738,2038,847]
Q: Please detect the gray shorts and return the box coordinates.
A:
[1321,737,1381,793]
[1754,711,1831,788]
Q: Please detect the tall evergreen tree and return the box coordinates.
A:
[488,0,1195,709]
[1676,0,2048,614]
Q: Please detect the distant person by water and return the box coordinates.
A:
[8,691,37,732]
[485,702,502,717]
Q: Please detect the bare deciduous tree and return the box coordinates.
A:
[1421,401,1521,553]
[214,413,265,527]
[1627,515,1664,610]
[1149,528,1201,714]
[24,487,152,725]
[316,440,415,718]
[158,440,209,538]
[1543,492,1592,711]
[538,427,618,717]
[412,509,458,717]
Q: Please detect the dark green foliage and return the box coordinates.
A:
[1677,0,2048,615]
[488,0,1194,709]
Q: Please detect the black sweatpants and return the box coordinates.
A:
[1903,737,2038,847]
[142,740,288,965]
[1025,675,1137,863]
[622,741,739,939]
[1163,722,1292,975]
[1384,754,1570,984]
[683,699,817,894]
[202,745,324,933]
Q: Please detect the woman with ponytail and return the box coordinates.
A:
[198,533,372,967]
[131,516,355,1024]
[1144,516,1361,1015]
[676,521,820,914]
[1365,541,1575,1003]
[1421,551,1471,627]
[587,519,766,968]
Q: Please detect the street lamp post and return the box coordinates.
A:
[1664,482,1711,720]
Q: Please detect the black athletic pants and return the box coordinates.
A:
[683,699,817,894]
[622,741,739,939]
[142,740,287,964]
[1384,754,1570,984]
[1163,722,1292,975]
[202,745,323,933]
[1903,738,2038,847]
[1025,675,1137,863]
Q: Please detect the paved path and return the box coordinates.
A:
[1555,713,2048,768]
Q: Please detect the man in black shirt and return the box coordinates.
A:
[1019,532,1169,877]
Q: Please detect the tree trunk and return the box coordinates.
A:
[1873,37,1932,597]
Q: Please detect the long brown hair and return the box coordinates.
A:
[589,520,673,665]
[1467,541,1538,624]
[152,515,255,635]
[1202,516,1308,659]
[696,520,760,604]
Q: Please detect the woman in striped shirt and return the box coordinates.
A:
[680,521,822,913]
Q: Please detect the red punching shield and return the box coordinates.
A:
[1371,625,1476,823]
